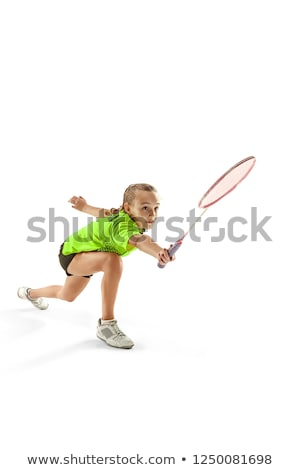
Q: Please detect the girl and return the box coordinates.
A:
[17,184,174,349]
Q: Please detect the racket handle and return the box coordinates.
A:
[157,240,183,269]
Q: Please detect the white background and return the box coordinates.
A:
[0,1,298,468]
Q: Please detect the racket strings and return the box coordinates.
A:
[200,158,255,208]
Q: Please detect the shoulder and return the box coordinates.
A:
[110,211,143,236]
[110,210,134,224]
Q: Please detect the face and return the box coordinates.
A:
[124,190,160,229]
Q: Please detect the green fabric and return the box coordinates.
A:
[62,210,143,257]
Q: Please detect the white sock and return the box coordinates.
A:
[101,318,115,324]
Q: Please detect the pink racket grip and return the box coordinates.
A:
[157,240,183,269]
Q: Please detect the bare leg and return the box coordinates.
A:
[29,276,90,302]
[67,252,123,320]
[29,252,123,320]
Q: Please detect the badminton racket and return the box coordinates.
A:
[158,156,256,268]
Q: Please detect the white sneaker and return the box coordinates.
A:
[96,319,134,349]
[17,286,49,310]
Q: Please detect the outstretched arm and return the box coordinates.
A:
[68,196,113,218]
[128,234,174,266]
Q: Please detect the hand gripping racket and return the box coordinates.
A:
[158,156,256,268]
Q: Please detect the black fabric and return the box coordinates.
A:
[58,244,92,278]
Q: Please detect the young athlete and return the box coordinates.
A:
[17,184,174,349]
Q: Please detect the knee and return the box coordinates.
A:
[57,290,78,302]
[64,294,78,302]
[105,253,123,274]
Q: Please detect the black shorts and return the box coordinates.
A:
[58,244,93,278]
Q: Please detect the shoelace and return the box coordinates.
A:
[113,323,126,337]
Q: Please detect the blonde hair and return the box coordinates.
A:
[110,183,157,215]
